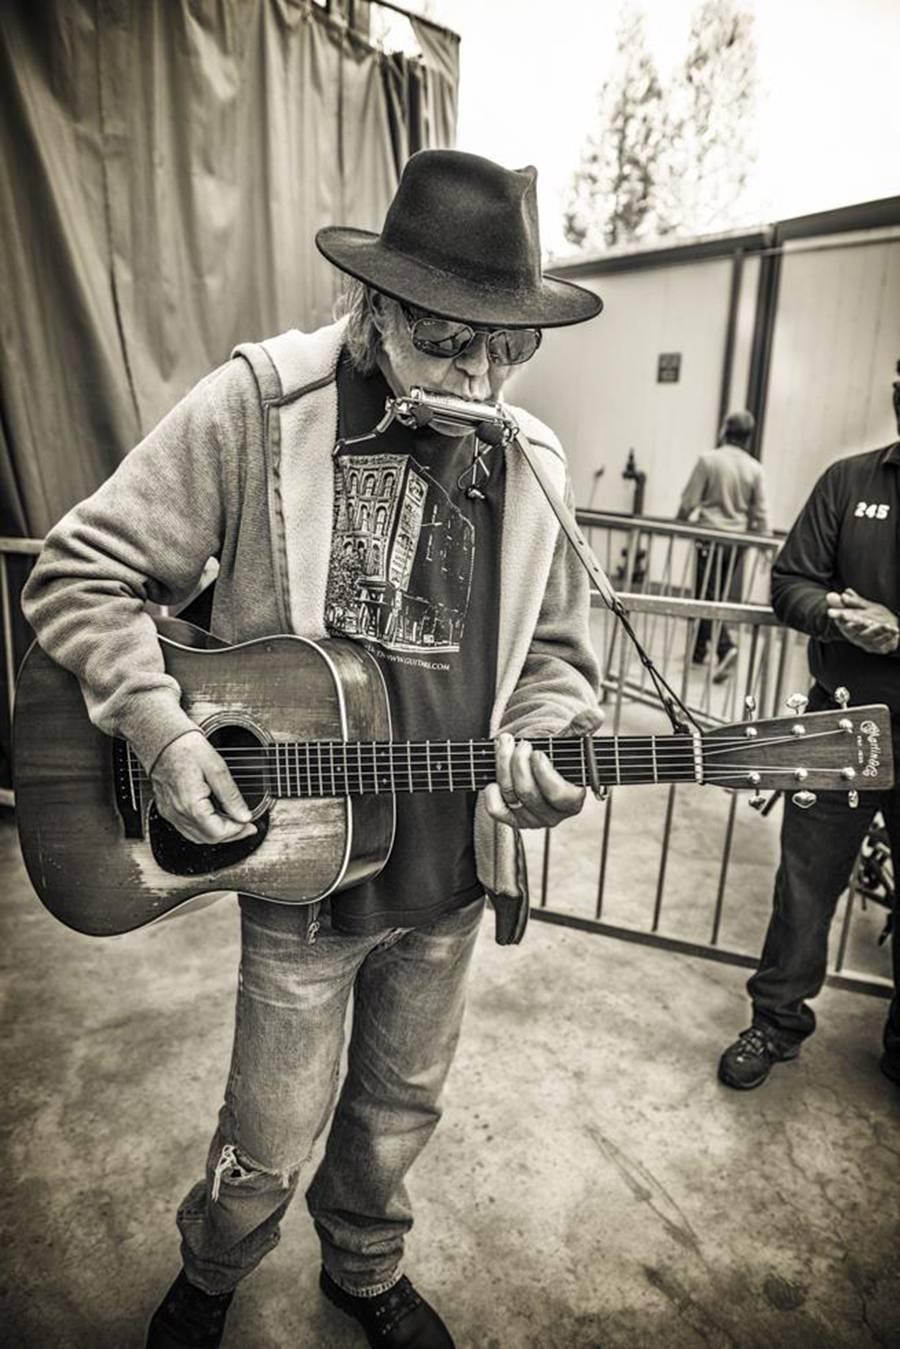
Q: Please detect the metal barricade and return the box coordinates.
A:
[527,515,892,999]
[578,509,780,601]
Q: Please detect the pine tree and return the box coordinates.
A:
[563,0,760,250]
[564,8,668,250]
[656,0,759,235]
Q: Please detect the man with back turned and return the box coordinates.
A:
[677,409,771,682]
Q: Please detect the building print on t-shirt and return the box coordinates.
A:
[326,454,475,653]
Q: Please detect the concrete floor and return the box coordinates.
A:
[2,793,899,1348]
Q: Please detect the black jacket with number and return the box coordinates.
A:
[771,441,900,714]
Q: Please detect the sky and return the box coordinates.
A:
[400,0,900,256]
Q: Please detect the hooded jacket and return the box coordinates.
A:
[22,319,599,937]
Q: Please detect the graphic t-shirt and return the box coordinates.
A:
[324,354,504,933]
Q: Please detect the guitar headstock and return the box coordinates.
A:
[702,699,894,804]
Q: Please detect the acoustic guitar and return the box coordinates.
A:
[13,619,894,937]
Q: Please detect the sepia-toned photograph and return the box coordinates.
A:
[1,1,898,1345]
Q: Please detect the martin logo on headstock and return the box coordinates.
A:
[857,718,883,780]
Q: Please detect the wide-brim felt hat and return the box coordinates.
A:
[316,149,602,329]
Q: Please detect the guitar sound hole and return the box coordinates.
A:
[206,723,270,813]
[147,721,273,876]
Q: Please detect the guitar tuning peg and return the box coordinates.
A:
[748,790,767,811]
[744,695,757,720]
[785,692,809,715]
[791,790,817,810]
[848,789,859,809]
[835,686,850,710]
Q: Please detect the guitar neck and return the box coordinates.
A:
[253,734,700,798]
[119,703,896,805]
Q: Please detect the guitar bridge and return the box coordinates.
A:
[112,738,144,839]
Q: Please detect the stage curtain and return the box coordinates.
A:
[0,0,459,537]
[0,0,459,786]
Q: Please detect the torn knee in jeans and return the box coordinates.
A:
[210,1141,295,1202]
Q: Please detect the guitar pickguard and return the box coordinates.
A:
[147,804,270,876]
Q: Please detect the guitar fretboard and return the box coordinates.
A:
[211,735,702,798]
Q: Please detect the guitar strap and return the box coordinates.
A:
[511,428,702,737]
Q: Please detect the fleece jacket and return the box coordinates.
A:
[22,318,600,913]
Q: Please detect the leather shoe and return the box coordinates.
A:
[882,1011,900,1085]
[146,1270,234,1348]
[881,1050,900,1085]
[320,1266,455,1348]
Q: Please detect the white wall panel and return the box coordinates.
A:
[508,258,737,516]
[762,234,900,529]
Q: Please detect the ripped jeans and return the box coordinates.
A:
[176,892,485,1296]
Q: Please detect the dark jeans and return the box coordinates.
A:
[693,540,745,660]
[749,683,900,1044]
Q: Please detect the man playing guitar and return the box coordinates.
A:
[22,150,605,1349]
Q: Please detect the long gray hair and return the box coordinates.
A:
[333,278,399,376]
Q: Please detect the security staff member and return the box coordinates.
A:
[719,365,900,1090]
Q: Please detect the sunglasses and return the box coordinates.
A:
[399,303,542,367]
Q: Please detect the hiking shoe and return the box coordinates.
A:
[712,647,738,683]
[320,1266,455,1348]
[881,1016,900,1085]
[146,1270,234,1348]
[881,1051,900,1085]
[718,1026,800,1090]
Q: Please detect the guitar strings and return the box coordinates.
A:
[123,728,852,770]
[123,749,845,781]
[121,727,853,760]
[124,750,850,773]
[121,772,856,793]
[123,725,860,797]
[121,728,851,749]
